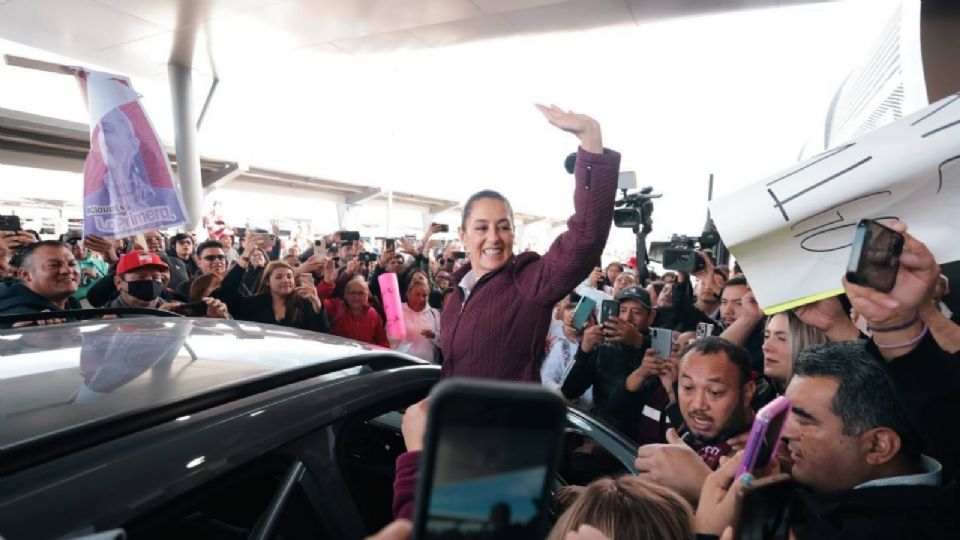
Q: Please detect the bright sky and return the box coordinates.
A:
[0,0,900,250]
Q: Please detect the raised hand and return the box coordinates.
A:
[626,348,665,391]
[603,316,644,349]
[535,104,602,153]
[296,285,322,312]
[842,220,939,328]
[793,296,860,342]
[635,428,711,504]
[322,258,338,285]
[588,267,603,288]
[580,324,603,353]
[83,234,119,264]
[0,231,36,251]
[395,237,414,255]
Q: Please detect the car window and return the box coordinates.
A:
[557,431,631,487]
[125,455,327,540]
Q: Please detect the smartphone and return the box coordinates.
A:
[412,379,566,540]
[452,251,467,260]
[737,396,792,477]
[846,219,903,293]
[332,256,341,266]
[385,238,395,250]
[432,223,449,233]
[314,238,325,248]
[696,322,715,340]
[649,327,673,358]
[340,230,361,242]
[299,272,315,287]
[599,300,619,326]
[572,296,597,331]
[738,477,794,540]
[0,215,22,232]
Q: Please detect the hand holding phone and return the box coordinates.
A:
[737,396,791,477]
[846,219,904,293]
[649,327,672,358]
[412,380,565,540]
[572,296,597,331]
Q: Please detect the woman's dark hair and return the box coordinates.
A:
[461,189,514,230]
[188,273,222,302]
[257,261,302,322]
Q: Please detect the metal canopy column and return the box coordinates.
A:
[168,64,203,230]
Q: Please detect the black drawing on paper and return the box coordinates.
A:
[939,154,960,193]
[789,191,896,253]
[764,143,873,222]
[910,92,960,126]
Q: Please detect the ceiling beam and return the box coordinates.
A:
[344,187,382,205]
[202,162,247,194]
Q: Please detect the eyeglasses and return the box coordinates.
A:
[202,255,226,261]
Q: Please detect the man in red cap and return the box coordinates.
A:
[107,251,228,318]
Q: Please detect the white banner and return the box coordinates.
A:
[709,92,960,313]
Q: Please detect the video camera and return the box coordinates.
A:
[613,187,659,234]
[651,226,722,273]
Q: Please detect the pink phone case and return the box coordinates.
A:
[737,396,792,477]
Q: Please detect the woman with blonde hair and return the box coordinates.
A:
[762,310,829,391]
[548,475,694,540]
[214,257,328,333]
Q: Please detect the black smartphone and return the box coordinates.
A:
[412,379,566,540]
[340,230,361,242]
[432,223,449,233]
[737,478,795,540]
[452,251,467,260]
[385,238,395,250]
[0,215,22,232]
[599,300,619,325]
[845,219,904,293]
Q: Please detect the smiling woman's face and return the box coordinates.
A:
[459,197,514,279]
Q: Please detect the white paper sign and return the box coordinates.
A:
[709,92,960,313]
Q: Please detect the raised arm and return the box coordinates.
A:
[515,105,620,305]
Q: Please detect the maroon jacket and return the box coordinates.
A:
[440,147,621,382]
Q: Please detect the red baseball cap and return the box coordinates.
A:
[627,256,637,269]
[116,250,169,275]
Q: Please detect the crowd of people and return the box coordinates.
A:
[3,105,960,539]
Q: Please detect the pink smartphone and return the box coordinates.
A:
[737,396,791,477]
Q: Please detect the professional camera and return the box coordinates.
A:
[651,225,722,273]
[613,186,658,234]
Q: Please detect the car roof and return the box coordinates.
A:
[0,317,423,473]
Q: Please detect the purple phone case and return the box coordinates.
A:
[736,396,792,477]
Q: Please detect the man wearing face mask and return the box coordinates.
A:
[106,251,176,310]
[106,251,228,318]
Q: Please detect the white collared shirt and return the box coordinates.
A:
[458,269,479,301]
